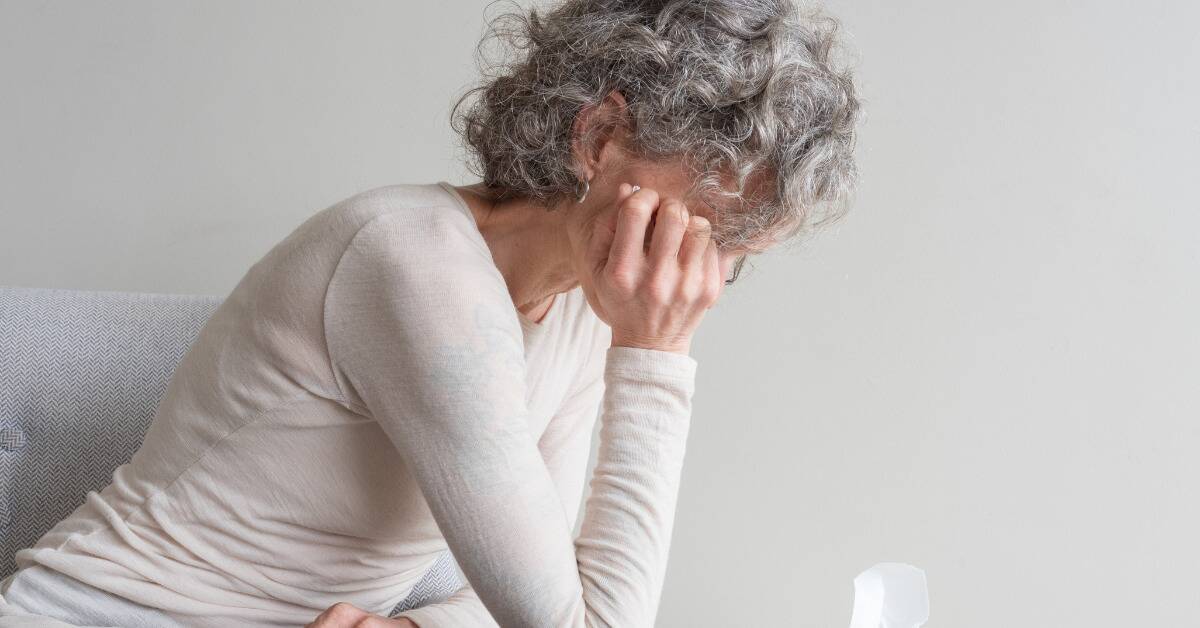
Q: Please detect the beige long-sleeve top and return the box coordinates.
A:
[4,182,698,627]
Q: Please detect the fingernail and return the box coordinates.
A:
[681,206,690,223]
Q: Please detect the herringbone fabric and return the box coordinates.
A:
[0,285,459,617]
[387,550,461,616]
[0,286,223,580]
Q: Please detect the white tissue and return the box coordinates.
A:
[848,563,929,628]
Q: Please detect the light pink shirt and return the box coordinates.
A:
[5,182,698,627]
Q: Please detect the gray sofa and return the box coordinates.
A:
[0,285,460,618]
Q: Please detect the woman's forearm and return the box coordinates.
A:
[571,344,697,625]
[393,345,696,628]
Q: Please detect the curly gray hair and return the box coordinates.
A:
[449,0,863,252]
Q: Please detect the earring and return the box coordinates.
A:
[575,176,590,203]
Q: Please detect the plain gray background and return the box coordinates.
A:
[3,1,1198,626]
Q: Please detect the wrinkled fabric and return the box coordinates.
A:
[0,565,181,627]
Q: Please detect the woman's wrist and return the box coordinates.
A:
[611,334,692,356]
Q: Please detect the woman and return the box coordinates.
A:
[0,0,860,626]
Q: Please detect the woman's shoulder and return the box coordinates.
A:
[297,182,494,277]
[313,182,481,245]
[241,181,491,302]
[333,181,471,216]
[316,182,510,314]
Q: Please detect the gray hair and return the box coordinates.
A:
[449,0,864,252]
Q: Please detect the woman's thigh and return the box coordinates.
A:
[0,583,86,628]
[0,566,181,628]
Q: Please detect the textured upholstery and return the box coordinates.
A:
[0,285,460,617]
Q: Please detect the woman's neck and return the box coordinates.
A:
[451,183,580,318]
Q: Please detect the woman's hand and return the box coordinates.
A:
[582,182,722,355]
[304,602,419,628]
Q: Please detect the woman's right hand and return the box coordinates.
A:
[583,182,723,355]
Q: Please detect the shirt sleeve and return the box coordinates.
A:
[537,368,606,535]
[394,334,608,627]
[324,207,698,627]
[387,351,692,628]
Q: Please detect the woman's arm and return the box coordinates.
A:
[392,367,607,627]
[320,185,709,626]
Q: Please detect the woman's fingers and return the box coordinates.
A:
[587,183,724,354]
[306,601,367,627]
[648,199,691,264]
[703,237,722,307]
[586,182,637,274]
[304,602,409,628]
[677,214,711,271]
[607,186,658,273]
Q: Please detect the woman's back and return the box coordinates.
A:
[3,182,609,626]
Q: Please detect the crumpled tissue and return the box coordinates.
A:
[847,563,929,628]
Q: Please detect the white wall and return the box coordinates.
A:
[3,1,1198,626]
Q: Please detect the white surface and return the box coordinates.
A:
[848,563,929,628]
[2,1,1197,626]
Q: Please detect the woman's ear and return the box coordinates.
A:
[570,89,632,181]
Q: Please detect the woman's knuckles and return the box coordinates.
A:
[626,186,659,207]
[618,201,652,223]
[644,277,677,305]
[602,264,639,293]
[591,185,718,351]
[666,199,690,225]
[678,279,706,303]
[686,216,712,241]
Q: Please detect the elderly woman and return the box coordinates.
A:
[0,0,860,626]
